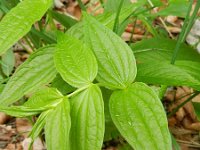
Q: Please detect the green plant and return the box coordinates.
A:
[0,0,200,150]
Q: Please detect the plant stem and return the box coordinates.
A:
[77,0,86,11]
[67,84,90,98]
[113,0,125,33]
[128,18,137,44]
[168,92,200,117]
[182,0,200,42]
[170,0,196,64]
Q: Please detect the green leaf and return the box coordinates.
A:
[45,98,71,150]
[131,38,200,90]
[156,0,189,18]
[1,48,15,76]
[54,33,98,88]
[104,0,131,13]
[70,84,104,150]
[136,62,200,90]
[50,10,77,28]
[83,13,137,89]
[66,4,138,39]
[51,74,76,95]
[131,37,200,63]
[109,82,171,150]
[0,0,52,55]
[29,110,50,141]
[0,106,44,117]
[24,88,63,109]
[0,45,57,106]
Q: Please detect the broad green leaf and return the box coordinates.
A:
[156,0,189,18]
[51,74,76,95]
[0,106,44,117]
[0,45,57,106]
[131,38,200,90]
[24,88,63,109]
[136,62,200,90]
[29,110,50,141]
[54,33,98,88]
[70,84,104,150]
[45,98,71,150]
[83,13,137,89]
[109,82,171,150]
[1,48,15,76]
[131,37,200,63]
[0,0,52,55]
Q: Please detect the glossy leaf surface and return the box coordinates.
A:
[45,98,71,150]
[109,82,171,150]
[0,0,52,55]
[84,13,137,89]
[24,88,63,109]
[131,37,200,63]
[0,45,57,106]
[0,106,44,117]
[54,33,98,88]
[70,84,104,150]
[131,38,200,90]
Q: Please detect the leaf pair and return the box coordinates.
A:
[28,86,104,150]
[53,25,104,149]
[82,14,171,150]
[52,12,137,149]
